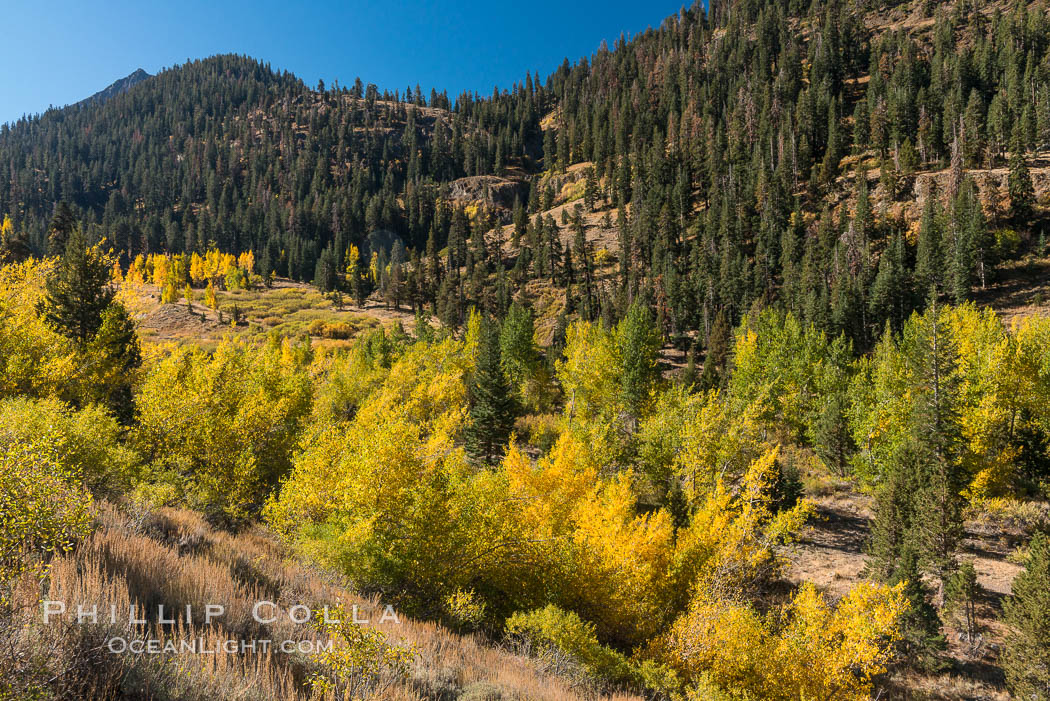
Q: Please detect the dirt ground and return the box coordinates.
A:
[783,489,1030,700]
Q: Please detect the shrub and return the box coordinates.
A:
[506,605,671,693]
[309,605,414,698]
[136,337,313,522]
[0,396,139,494]
[444,589,487,633]
[516,413,560,454]
[0,440,93,586]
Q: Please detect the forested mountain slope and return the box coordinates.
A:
[2,0,1050,349]
[0,1,1045,344]
[5,2,1050,700]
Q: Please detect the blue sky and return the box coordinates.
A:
[1,0,692,125]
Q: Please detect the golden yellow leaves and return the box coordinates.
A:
[0,259,79,400]
[0,439,94,587]
[133,247,256,302]
[309,605,414,698]
[137,337,312,521]
[663,579,906,701]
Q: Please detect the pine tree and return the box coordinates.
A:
[889,550,947,670]
[499,302,539,403]
[915,197,944,296]
[1009,136,1036,223]
[1003,532,1050,699]
[810,392,856,476]
[868,303,966,588]
[944,561,979,645]
[700,310,732,390]
[40,227,115,345]
[906,302,966,579]
[869,232,911,332]
[867,440,922,581]
[87,302,143,423]
[952,177,990,296]
[47,202,77,254]
[615,301,662,425]
[313,245,338,292]
[465,317,517,464]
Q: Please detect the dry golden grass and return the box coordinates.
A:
[0,502,642,701]
[124,278,423,351]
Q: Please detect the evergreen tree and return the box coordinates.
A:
[1003,532,1050,699]
[869,233,911,332]
[867,440,922,581]
[465,317,517,464]
[944,561,979,645]
[40,227,115,345]
[615,301,662,425]
[700,310,732,390]
[313,245,339,292]
[499,302,539,404]
[915,197,944,296]
[1009,138,1036,223]
[889,550,947,670]
[952,177,990,297]
[87,302,143,423]
[906,302,966,579]
[868,303,966,585]
[810,392,855,476]
[47,202,77,254]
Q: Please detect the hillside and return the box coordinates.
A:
[4,1,1050,700]
[4,500,643,701]
[3,0,1050,349]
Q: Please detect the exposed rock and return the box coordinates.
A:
[78,69,152,107]
[448,175,528,212]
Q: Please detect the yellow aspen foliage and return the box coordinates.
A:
[0,439,93,587]
[369,250,380,283]
[136,337,312,521]
[502,435,598,539]
[345,243,360,275]
[236,250,254,274]
[150,254,169,287]
[204,280,217,309]
[567,473,677,646]
[125,254,147,285]
[308,605,414,697]
[160,282,179,304]
[1015,314,1050,429]
[170,253,188,288]
[506,604,672,691]
[673,448,813,601]
[0,215,12,244]
[675,392,767,503]
[0,260,79,399]
[266,333,480,599]
[204,247,223,280]
[265,406,480,599]
[189,252,206,284]
[946,305,1046,499]
[355,333,471,434]
[729,310,851,443]
[661,580,906,700]
[556,320,618,424]
[554,319,625,465]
